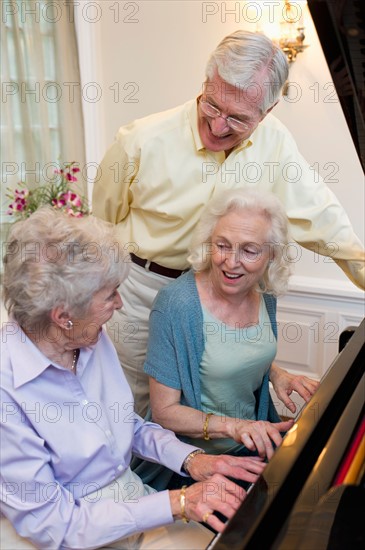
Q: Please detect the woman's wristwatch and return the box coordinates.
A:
[182,449,206,475]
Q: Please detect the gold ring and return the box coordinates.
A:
[202,512,211,523]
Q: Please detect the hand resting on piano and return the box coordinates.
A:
[269,362,320,414]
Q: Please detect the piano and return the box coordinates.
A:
[208,1,365,546]
[208,318,364,549]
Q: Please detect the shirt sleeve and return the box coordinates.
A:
[0,392,174,550]
[92,128,138,224]
[131,413,200,471]
[272,132,365,289]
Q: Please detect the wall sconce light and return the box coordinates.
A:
[279,0,309,63]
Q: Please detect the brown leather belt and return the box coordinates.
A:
[130,253,187,279]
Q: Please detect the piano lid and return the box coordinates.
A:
[307,0,365,173]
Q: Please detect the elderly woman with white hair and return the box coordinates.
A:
[0,207,269,550]
[143,189,319,488]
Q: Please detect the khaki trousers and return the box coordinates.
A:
[107,263,172,417]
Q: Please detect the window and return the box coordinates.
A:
[1,0,86,225]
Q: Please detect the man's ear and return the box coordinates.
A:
[50,306,70,329]
[260,100,279,121]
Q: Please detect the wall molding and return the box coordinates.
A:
[273,275,364,418]
[287,275,364,303]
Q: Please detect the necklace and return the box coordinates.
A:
[71,349,79,372]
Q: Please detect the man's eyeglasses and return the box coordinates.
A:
[199,99,250,132]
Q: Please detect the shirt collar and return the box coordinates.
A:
[187,96,253,154]
[7,322,52,387]
[187,98,204,151]
[6,320,96,388]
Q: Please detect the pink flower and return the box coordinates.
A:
[7,160,89,220]
[66,172,78,182]
[52,198,66,209]
[65,207,83,218]
[14,188,29,199]
[61,191,82,207]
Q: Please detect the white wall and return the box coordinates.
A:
[273,4,365,284]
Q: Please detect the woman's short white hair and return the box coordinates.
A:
[206,30,289,113]
[188,188,293,296]
[3,207,129,331]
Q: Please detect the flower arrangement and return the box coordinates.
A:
[6,162,90,220]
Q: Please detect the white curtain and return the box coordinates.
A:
[1,0,86,222]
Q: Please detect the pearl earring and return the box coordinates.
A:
[66,320,73,329]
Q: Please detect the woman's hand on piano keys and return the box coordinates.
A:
[269,362,320,414]
[185,453,266,484]
[227,418,294,460]
[169,473,246,532]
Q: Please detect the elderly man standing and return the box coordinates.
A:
[93,30,365,417]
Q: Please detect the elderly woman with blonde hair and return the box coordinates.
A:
[0,207,268,550]
[143,189,319,488]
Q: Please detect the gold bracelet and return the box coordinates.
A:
[180,485,189,523]
[203,412,213,441]
[182,449,205,475]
